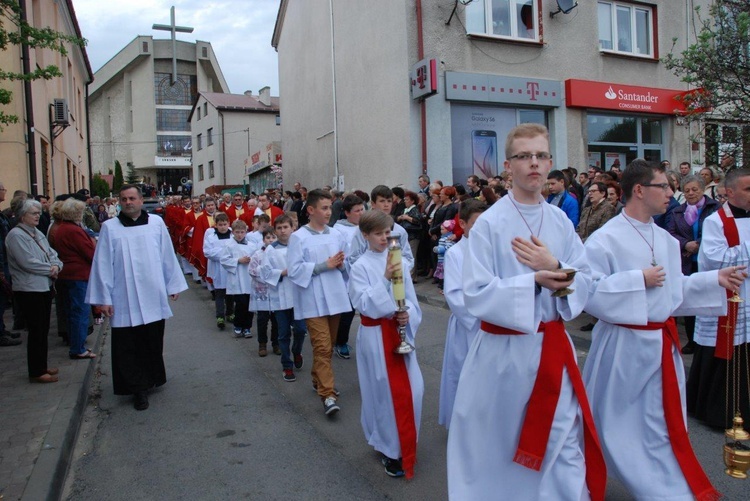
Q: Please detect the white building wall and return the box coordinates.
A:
[277,0,708,187]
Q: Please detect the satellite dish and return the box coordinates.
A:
[550,0,578,18]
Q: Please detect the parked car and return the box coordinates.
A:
[142,198,165,217]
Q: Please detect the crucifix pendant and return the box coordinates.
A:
[651,259,657,266]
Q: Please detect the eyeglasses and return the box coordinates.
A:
[28,212,41,216]
[641,183,671,191]
[717,194,728,200]
[508,152,552,162]
[588,189,600,193]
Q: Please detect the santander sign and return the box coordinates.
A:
[565,79,686,115]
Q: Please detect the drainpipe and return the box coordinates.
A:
[329,0,340,188]
[416,0,427,175]
[20,2,38,196]
[86,82,92,189]
[220,111,227,186]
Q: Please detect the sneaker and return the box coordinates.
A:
[312,382,340,396]
[283,369,296,382]
[243,329,253,339]
[258,344,267,357]
[273,345,281,356]
[227,314,235,324]
[381,456,405,478]
[216,317,225,330]
[335,344,351,359]
[294,354,304,369]
[233,327,243,338]
[0,335,22,347]
[323,397,340,416]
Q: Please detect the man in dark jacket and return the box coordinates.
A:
[546,170,579,229]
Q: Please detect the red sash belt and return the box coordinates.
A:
[716,207,740,360]
[360,315,417,479]
[615,319,721,501]
[480,319,606,501]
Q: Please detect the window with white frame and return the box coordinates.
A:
[465,0,539,42]
[598,1,654,57]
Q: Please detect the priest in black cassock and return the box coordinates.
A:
[86,184,187,410]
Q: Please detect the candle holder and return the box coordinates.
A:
[388,236,415,355]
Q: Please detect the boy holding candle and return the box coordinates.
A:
[348,210,423,479]
[287,189,352,416]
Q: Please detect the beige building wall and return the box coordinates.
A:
[88,37,229,189]
[274,0,708,188]
[0,0,91,198]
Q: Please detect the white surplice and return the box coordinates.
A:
[220,239,260,295]
[694,209,750,346]
[582,214,726,500]
[259,242,294,311]
[287,225,351,320]
[348,249,424,460]
[347,221,414,272]
[202,228,233,289]
[448,192,592,500]
[86,215,187,328]
[438,237,479,430]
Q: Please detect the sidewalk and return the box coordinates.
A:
[0,306,103,501]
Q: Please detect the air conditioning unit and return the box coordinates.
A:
[53,98,69,126]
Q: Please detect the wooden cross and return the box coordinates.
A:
[152,6,194,85]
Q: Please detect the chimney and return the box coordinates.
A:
[259,86,271,106]
[244,90,253,96]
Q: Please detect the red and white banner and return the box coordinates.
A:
[565,79,689,115]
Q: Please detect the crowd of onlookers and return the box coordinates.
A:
[0,184,106,383]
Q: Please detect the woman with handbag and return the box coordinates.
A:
[5,199,64,383]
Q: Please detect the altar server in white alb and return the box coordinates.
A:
[689,168,750,430]
[438,199,486,430]
[348,210,423,479]
[347,185,414,272]
[287,189,352,416]
[86,184,188,411]
[582,160,743,501]
[448,124,606,501]
[202,212,234,330]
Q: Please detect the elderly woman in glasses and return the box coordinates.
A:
[667,174,720,354]
[5,199,64,383]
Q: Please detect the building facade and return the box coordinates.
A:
[0,0,92,198]
[189,88,281,195]
[88,36,229,193]
[272,0,711,190]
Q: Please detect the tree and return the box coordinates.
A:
[664,3,749,121]
[0,0,86,128]
[91,173,110,199]
[126,163,140,184]
[113,160,124,192]
[663,2,750,168]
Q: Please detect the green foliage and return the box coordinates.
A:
[91,173,110,198]
[113,160,124,192]
[664,2,750,122]
[126,163,140,184]
[0,0,86,127]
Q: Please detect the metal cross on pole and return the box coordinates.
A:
[152,6,194,85]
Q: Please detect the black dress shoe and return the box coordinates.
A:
[580,322,596,331]
[681,341,697,355]
[134,391,149,411]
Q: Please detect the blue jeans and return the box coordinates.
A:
[58,280,89,356]
[274,309,307,369]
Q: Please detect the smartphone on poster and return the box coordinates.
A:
[472,130,498,179]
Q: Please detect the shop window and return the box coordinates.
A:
[588,114,637,143]
[466,0,539,43]
[598,1,654,58]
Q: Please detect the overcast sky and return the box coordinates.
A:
[74,0,280,95]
